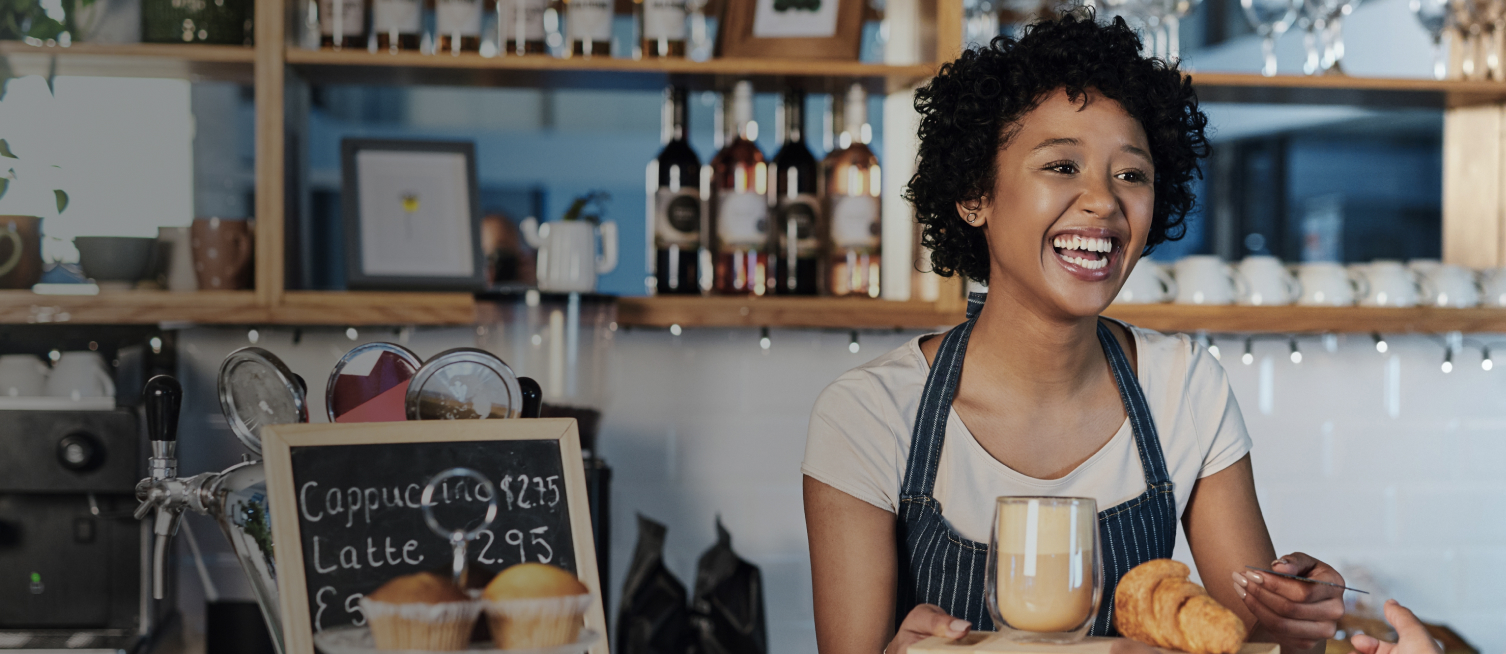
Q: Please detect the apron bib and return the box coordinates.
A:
[894,292,1177,634]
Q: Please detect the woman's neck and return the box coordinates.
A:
[967,275,1106,400]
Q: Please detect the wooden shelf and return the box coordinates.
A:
[0,290,261,325]
[618,296,1506,333]
[1188,71,1506,108]
[0,290,475,325]
[0,41,255,81]
[285,47,936,90]
[617,296,961,329]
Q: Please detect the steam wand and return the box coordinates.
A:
[133,375,223,600]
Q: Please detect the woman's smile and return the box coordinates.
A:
[1048,228,1124,281]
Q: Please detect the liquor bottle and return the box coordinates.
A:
[769,89,821,295]
[647,87,703,295]
[498,0,550,54]
[823,83,882,298]
[636,0,685,57]
[372,0,420,50]
[436,0,484,53]
[566,0,612,56]
[318,0,367,49]
[711,81,769,296]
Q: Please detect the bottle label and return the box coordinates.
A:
[436,0,483,36]
[831,195,880,250]
[716,192,768,250]
[373,0,420,33]
[499,0,548,41]
[643,0,686,40]
[319,0,366,37]
[655,188,701,249]
[777,194,821,257]
[569,0,613,41]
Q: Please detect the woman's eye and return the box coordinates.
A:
[1117,170,1148,183]
[1045,162,1078,174]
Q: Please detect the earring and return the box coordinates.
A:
[965,213,977,224]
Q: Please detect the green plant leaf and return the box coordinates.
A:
[54,189,67,213]
[0,140,15,159]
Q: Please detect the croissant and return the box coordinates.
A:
[1113,559,1247,654]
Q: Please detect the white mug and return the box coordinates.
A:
[1116,260,1176,304]
[1351,261,1424,308]
[1172,256,1241,305]
[1408,260,1480,308]
[1293,262,1362,306]
[44,351,116,401]
[520,218,618,293]
[1236,256,1300,306]
[0,354,48,397]
[1480,268,1506,307]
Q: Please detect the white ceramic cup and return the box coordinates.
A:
[158,226,199,292]
[1408,260,1480,308]
[1351,260,1424,308]
[1116,260,1177,304]
[44,351,116,400]
[1480,268,1506,307]
[0,354,49,397]
[1236,256,1300,306]
[1172,256,1241,305]
[519,218,619,293]
[1293,262,1362,306]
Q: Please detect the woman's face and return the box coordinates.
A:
[964,88,1155,319]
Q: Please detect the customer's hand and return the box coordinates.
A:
[1351,600,1443,654]
[885,604,971,654]
[1234,552,1346,652]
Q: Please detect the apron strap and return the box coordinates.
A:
[1096,321,1173,486]
[897,295,984,497]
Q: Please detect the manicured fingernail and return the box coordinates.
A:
[1234,583,1246,599]
[1247,571,1264,584]
[950,619,970,633]
[1232,571,1248,588]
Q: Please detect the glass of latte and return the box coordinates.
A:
[986,496,1102,643]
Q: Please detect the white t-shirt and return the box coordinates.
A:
[801,323,1252,544]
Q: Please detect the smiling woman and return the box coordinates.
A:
[802,11,1348,654]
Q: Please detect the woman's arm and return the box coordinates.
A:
[1182,455,1343,654]
[805,475,970,654]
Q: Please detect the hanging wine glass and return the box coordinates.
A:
[1297,0,1323,74]
[1478,0,1504,79]
[1452,0,1485,78]
[1154,0,1202,61]
[1411,0,1451,79]
[963,0,1002,48]
[1309,0,1362,75]
[1242,0,1300,75]
[420,468,500,586]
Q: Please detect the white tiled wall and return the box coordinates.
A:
[172,325,1506,654]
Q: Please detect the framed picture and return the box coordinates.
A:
[262,419,609,654]
[716,0,863,59]
[341,139,486,291]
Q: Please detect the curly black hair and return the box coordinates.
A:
[904,11,1210,283]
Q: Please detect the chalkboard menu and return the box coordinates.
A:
[262,419,607,654]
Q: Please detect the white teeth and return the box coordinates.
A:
[1062,254,1107,270]
[1052,235,1114,253]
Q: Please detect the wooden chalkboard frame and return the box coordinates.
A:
[262,419,609,654]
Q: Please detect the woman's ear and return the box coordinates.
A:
[956,197,988,227]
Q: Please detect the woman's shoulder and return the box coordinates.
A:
[1113,321,1228,396]
[814,335,933,415]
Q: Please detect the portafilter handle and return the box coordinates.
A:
[135,374,187,600]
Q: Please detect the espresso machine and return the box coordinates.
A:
[0,410,164,652]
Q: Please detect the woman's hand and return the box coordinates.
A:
[885,604,971,654]
[1351,600,1443,654]
[1232,552,1346,653]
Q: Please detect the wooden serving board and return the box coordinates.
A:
[910,635,1280,654]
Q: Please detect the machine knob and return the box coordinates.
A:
[57,432,104,472]
[144,375,182,443]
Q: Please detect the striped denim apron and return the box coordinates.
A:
[894,292,1178,635]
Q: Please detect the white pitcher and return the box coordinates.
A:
[520,217,618,293]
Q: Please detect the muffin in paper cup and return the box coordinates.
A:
[484,593,591,649]
[482,563,592,649]
[358,571,483,651]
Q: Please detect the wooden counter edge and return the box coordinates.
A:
[909,634,1280,654]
